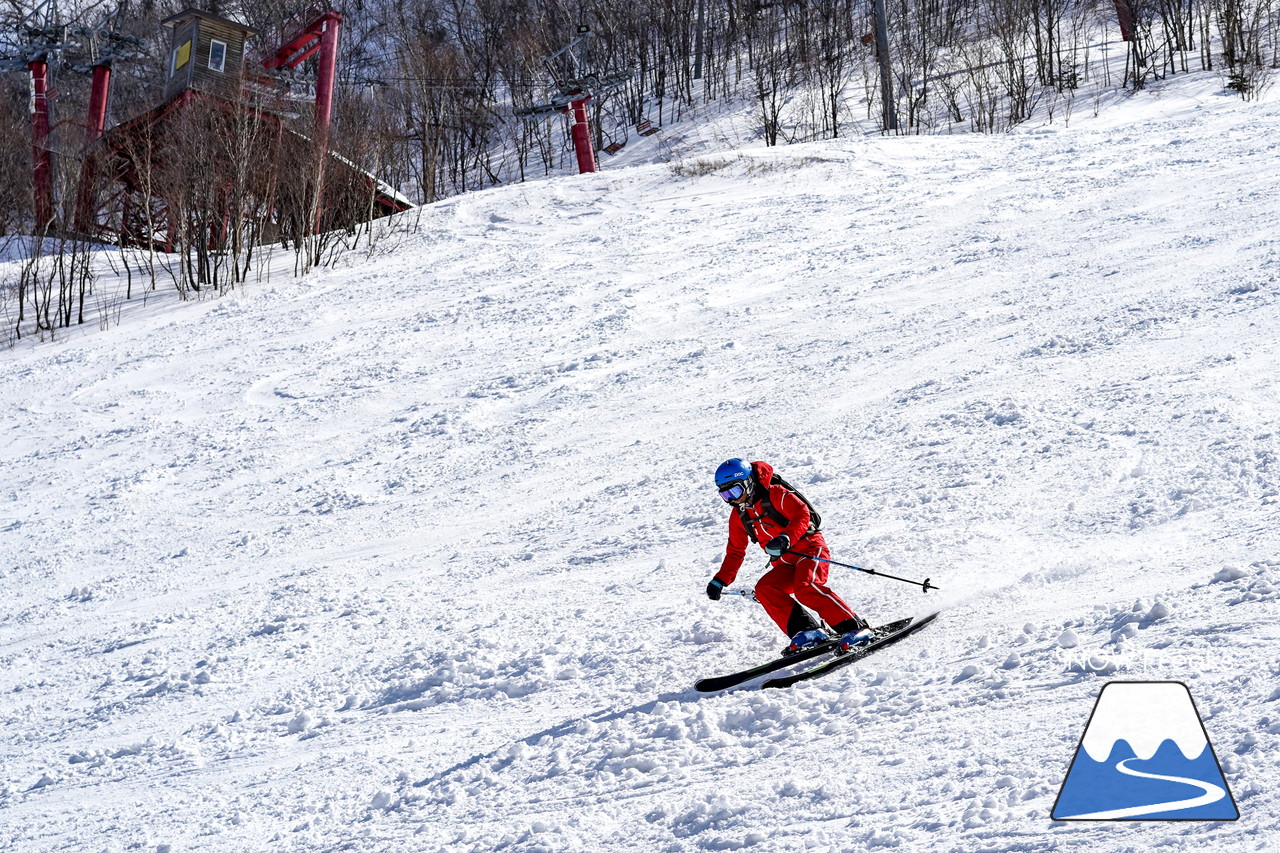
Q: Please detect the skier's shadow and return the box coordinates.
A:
[412,688,708,789]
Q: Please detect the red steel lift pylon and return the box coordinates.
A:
[262,9,343,230]
[29,57,54,227]
[0,1,145,232]
[261,9,342,140]
[86,62,111,141]
[514,26,628,176]
[570,97,597,174]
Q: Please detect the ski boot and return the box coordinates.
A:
[834,616,875,655]
[782,628,832,657]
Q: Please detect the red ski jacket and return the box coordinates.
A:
[714,460,823,586]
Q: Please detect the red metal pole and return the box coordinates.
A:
[86,64,112,143]
[312,12,341,234]
[29,59,54,228]
[314,13,341,140]
[74,64,114,235]
[1113,0,1135,40]
[570,96,597,175]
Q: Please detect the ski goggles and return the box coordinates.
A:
[719,482,747,503]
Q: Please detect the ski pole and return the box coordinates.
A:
[724,588,758,602]
[784,550,938,593]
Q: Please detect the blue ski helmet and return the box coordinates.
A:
[715,458,753,488]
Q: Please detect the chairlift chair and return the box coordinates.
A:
[600,104,628,155]
[637,98,661,136]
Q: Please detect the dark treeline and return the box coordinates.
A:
[0,0,1275,341]
[310,0,1277,196]
[0,0,411,342]
[14,0,1280,195]
[3,0,1276,214]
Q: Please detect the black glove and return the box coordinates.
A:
[706,578,726,600]
[765,534,791,557]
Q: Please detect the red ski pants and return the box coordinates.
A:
[754,540,858,636]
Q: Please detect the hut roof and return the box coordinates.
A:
[160,8,259,37]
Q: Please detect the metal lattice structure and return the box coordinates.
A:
[1,1,146,229]
[514,26,630,175]
[3,4,408,246]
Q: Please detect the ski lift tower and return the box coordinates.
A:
[72,4,145,143]
[260,8,344,232]
[0,0,71,228]
[1,1,146,231]
[515,25,629,175]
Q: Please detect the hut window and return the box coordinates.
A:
[171,40,191,75]
[209,40,227,73]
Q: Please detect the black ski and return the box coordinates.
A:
[695,638,841,693]
[694,617,913,693]
[761,612,939,690]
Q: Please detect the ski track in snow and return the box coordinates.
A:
[2,72,1278,851]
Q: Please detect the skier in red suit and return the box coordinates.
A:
[707,459,874,654]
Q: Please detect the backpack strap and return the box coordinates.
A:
[736,503,759,544]
[756,489,791,531]
[770,472,822,536]
[736,473,817,544]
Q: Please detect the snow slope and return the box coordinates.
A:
[2,72,1278,852]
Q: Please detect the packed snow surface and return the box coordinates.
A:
[2,73,1278,852]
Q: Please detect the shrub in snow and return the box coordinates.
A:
[667,156,734,178]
